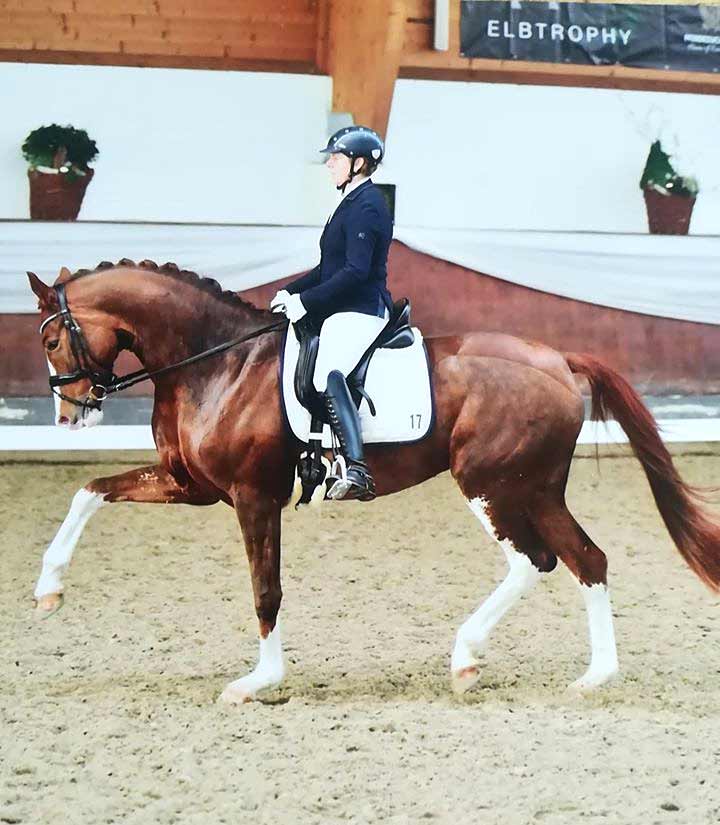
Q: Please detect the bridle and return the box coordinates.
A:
[39,283,288,413]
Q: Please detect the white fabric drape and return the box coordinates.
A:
[0,222,320,312]
[2,221,719,325]
[396,228,720,326]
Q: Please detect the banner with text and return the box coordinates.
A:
[460,1,720,72]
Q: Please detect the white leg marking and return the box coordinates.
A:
[219,622,285,704]
[451,498,541,693]
[34,488,107,600]
[570,583,619,691]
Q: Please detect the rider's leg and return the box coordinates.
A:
[312,312,387,393]
[324,370,375,501]
[313,312,387,501]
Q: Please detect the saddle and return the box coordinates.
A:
[292,298,416,504]
[294,298,414,416]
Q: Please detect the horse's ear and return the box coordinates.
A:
[27,271,59,311]
[57,266,72,283]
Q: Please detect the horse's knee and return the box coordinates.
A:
[527,548,558,573]
[579,547,608,585]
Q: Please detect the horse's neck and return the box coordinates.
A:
[77,269,265,373]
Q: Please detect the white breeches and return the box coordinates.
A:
[313,311,388,392]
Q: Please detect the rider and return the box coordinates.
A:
[270,125,393,501]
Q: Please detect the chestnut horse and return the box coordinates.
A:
[28,261,720,704]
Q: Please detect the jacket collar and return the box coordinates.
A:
[344,177,372,201]
[324,178,372,230]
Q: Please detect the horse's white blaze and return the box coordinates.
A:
[220,622,285,702]
[452,497,541,674]
[46,358,61,424]
[34,488,107,599]
[571,582,619,690]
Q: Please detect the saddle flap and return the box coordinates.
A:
[293,323,321,413]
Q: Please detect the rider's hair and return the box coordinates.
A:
[352,156,378,178]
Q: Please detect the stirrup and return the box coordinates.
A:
[326,456,376,502]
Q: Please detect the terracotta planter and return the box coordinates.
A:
[28,167,94,221]
[643,188,696,236]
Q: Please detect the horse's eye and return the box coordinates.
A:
[46,339,59,351]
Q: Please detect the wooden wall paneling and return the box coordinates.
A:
[0,0,318,65]
[0,0,317,20]
[2,0,717,94]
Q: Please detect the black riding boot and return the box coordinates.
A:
[323,370,376,501]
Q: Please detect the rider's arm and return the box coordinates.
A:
[285,264,321,295]
[299,202,379,314]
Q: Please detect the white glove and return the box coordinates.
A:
[270,289,291,312]
[283,293,307,323]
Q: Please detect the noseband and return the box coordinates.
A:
[39,284,288,412]
[40,284,116,412]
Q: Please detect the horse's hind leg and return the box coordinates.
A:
[450,496,553,695]
[529,497,619,691]
[34,465,217,616]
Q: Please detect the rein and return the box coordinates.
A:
[40,283,288,410]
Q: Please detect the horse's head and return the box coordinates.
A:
[28,268,125,430]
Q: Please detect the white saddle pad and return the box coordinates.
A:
[281,326,434,447]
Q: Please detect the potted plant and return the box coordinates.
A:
[22,124,98,221]
[640,140,698,235]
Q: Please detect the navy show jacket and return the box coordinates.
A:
[286,179,393,321]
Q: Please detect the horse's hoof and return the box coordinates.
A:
[567,668,619,693]
[451,665,480,695]
[567,678,595,695]
[217,684,255,705]
[34,593,64,618]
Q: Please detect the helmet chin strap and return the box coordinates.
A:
[337,156,362,194]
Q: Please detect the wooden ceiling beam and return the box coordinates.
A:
[320,0,407,138]
[399,60,720,96]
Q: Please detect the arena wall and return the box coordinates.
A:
[5,242,718,397]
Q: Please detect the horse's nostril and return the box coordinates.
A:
[58,415,70,425]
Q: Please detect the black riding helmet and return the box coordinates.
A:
[319,126,384,192]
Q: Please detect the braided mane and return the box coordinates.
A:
[66,258,271,316]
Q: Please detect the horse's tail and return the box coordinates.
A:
[566,352,720,592]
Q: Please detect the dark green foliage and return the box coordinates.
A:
[640,140,698,198]
[22,124,98,171]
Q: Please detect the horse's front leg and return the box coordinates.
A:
[219,492,284,704]
[34,464,218,616]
